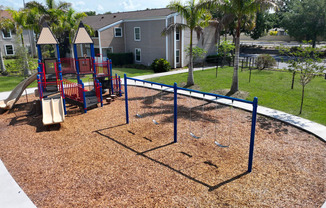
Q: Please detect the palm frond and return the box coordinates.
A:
[161,23,189,36]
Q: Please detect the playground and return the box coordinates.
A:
[0,84,325,207]
[0,22,325,207]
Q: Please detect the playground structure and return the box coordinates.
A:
[123,75,258,172]
[35,22,121,125]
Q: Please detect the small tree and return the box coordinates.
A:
[256,54,276,70]
[278,43,326,114]
[185,46,207,66]
[217,39,235,66]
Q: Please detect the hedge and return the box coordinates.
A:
[107,53,133,66]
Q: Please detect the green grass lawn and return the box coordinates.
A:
[0,67,154,92]
[149,67,326,126]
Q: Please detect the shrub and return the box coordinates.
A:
[269,31,278,36]
[256,54,276,70]
[107,53,133,66]
[151,58,171,73]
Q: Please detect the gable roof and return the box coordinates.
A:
[83,8,176,31]
[37,23,58,45]
[0,10,13,20]
[73,22,93,44]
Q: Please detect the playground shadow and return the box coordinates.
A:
[94,126,249,192]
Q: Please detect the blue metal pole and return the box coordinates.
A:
[248,97,258,173]
[80,80,87,113]
[99,81,103,107]
[56,44,67,115]
[37,45,43,89]
[110,59,113,94]
[109,59,112,76]
[73,44,80,83]
[118,76,122,97]
[90,44,96,80]
[174,82,178,143]
[37,45,42,64]
[124,74,129,124]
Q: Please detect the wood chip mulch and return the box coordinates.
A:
[0,86,325,207]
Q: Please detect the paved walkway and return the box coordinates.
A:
[0,66,325,207]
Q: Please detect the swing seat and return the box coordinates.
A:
[214,141,229,148]
[136,113,142,118]
[190,132,201,139]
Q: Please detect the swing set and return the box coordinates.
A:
[123,75,258,173]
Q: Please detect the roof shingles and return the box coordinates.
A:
[83,8,175,30]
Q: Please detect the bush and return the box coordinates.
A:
[107,53,133,66]
[151,58,171,73]
[256,54,276,70]
[269,31,278,36]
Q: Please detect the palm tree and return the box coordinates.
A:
[25,0,71,37]
[0,17,15,73]
[25,0,88,57]
[4,9,32,76]
[54,8,87,57]
[209,0,277,94]
[163,0,211,86]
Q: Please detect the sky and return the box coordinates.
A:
[0,0,185,14]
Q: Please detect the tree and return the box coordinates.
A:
[215,0,277,95]
[85,11,96,16]
[7,9,32,76]
[278,43,326,114]
[281,0,326,48]
[0,17,15,74]
[25,0,88,57]
[54,8,87,57]
[247,11,274,40]
[25,0,71,37]
[163,0,211,86]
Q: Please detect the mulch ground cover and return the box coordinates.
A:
[0,86,325,207]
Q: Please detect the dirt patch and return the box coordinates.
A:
[0,87,325,207]
[211,89,249,100]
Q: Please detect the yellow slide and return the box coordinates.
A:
[42,96,65,125]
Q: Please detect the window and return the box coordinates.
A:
[2,29,12,39]
[134,27,141,41]
[176,49,180,64]
[5,45,14,55]
[176,28,180,41]
[135,48,141,62]
[114,27,122,37]
[107,47,113,53]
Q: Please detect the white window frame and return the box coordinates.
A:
[5,44,14,55]
[114,27,122,37]
[107,47,113,53]
[2,29,12,39]
[134,27,141,41]
[176,49,180,64]
[176,28,180,41]
[135,48,141,62]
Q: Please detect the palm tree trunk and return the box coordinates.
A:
[229,20,240,94]
[187,29,194,86]
[0,48,6,73]
[20,32,31,76]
